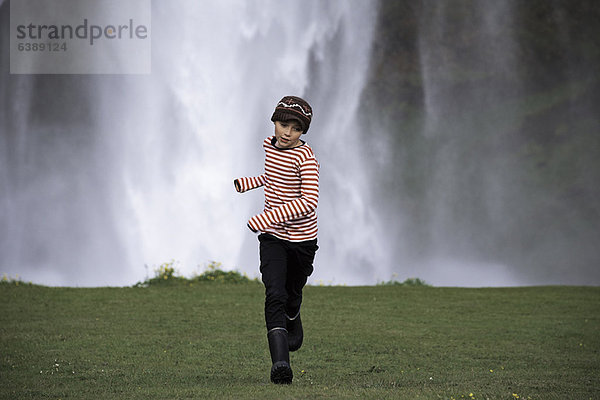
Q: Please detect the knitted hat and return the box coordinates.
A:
[270,96,313,134]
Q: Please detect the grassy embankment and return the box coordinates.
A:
[1,273,598,399]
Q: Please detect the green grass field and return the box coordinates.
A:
[1,281,598,399]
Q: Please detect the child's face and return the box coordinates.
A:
[274,120,303,149]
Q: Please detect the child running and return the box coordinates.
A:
[234,95,319,384]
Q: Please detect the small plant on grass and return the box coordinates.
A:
[378,274,430,286]
[140,260,187,286]
[194,261,259,284]
[156,261,177,280]
[0,273,32,287]
[135,260,259,287]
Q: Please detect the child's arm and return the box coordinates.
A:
[234,175,266,193]
[247,158,319,232]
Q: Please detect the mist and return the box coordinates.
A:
[1,0,599,287]
[361,0,600,286]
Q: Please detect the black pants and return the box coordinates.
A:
[258,233,318,331]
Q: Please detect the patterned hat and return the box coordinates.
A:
[270,96,313,134]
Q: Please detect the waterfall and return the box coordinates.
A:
[367,1,600,286]
[412,1,523,286]
[5,1,596,287]
[0,1,379,286]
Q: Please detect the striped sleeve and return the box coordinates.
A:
[247,156,319,231]
[234,175,266,193]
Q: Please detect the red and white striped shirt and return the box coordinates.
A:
[235,136,319,242]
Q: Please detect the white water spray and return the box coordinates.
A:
[1,1,380,286]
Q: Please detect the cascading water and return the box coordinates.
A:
[0,1,381,286]
[3,1,598,287]
[412,1,523,286]
[365,1,599,286]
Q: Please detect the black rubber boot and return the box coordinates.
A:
[267,328,293,384]
[286,312,303,352]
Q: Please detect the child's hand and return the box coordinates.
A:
[233,179,242,193]
[247,215,266,233]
